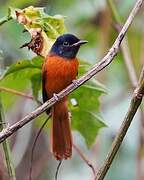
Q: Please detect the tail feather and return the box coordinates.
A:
[52,98,72,160]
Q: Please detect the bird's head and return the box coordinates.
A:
[50,34,87,59]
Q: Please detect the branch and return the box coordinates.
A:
[0,86,34,100]
[107,0,122,23]
[107,2,144,180]
[95,66,144,180]
[107,0,138,87]
[121,38,138,87]
[0,0,143,144]
[0,98,16,180]
[73,143,96,176]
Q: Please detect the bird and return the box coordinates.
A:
[42,33,87,160]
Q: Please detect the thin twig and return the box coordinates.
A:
[29,114,51,180]
[55,160,63,180]
[136,32,144,180]
[107,0,138,87]
[25,152,50,180]
[107,0,122,23]
[0,86,42,105]
[73,143,96,175]
[68,110,96,175]
[0,0,143,145]
[121,39,138,87]
[0,98,16,180]
[95,65,144,180]
[0,86,34,100]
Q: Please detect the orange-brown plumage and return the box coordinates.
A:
[42,55,78,160]
[43,55,78,97]
[42,34,87,160]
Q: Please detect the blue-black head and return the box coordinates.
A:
[50,34,87,59]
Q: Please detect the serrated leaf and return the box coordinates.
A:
[72,110,106,147]
[69,82,107,147]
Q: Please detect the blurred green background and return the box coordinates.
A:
[0,0,144,180]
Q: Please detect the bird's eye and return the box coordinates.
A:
[63,41,69,46]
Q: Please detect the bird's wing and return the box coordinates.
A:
[42,70,48,102]
[42,67,50,114]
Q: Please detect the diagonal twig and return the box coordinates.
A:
[29,115,51,180]
[0,86,34,100]
[0,0,143,145]
[0,86,42,105]
[107,0,138,87]
[95,66,144,180]
[73,143,96,176]
[107,1,144,180]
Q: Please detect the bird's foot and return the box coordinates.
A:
[72,80,79,86]
[53,93,59,101]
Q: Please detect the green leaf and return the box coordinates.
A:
[36,15,66,39]
[2,56,43,78]
[31,72,41,100]
[78,60,91,76]
[69,82,107,147]
[72,110,106,147]
[1,56,43,102]
[83,79,107,93]
[0,75,29,110]
[0,8,13,26]
[0,56,43,109]
[16,6,66,38]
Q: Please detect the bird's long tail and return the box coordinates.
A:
[51,97,72,160]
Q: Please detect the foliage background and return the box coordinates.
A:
[0,0,143,180]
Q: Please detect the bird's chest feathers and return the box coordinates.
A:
[45,56,78,80]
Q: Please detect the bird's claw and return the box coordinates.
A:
[53,93,59,101]
[72,80,79,86]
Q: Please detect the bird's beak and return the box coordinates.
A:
[71,40,88,47]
